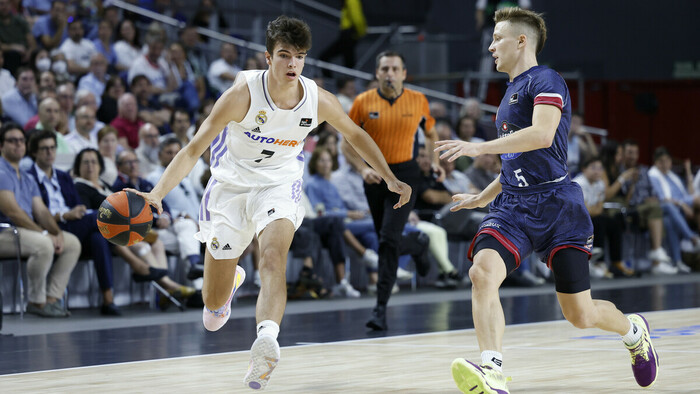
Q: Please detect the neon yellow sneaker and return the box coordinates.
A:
[451,358,511,394]
[626,314,659,388]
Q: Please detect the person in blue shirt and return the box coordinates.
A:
[1,67,38,127]
[32,0,68,50]
[436,8,659,393]
[0,123,80,317]
[648,146,700,272]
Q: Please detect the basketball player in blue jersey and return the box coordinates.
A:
[435,8,658,394]
[128,16,411,391]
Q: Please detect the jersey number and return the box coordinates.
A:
[255,149,275,163]
[514,168,529,187]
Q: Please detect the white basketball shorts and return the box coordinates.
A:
[195,178,305,260]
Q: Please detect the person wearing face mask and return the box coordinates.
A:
[35,55,52,73]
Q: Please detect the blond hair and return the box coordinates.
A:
[494,7,547,55]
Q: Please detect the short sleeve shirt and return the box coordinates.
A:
[0,156,40,224]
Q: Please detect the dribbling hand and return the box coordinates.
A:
[450,193,488,211]
[387,180,412,209]
[123,188,163,214]
[434,140,481,161]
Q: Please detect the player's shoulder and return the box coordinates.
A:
[531,66,565,84]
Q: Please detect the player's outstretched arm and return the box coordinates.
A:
[435,104,561,161]
[318,89,411,208]
[129,76,251,213]
[450,175,502,211]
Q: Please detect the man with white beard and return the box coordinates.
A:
[135,123,160,175]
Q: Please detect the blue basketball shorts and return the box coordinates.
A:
[467,181,594,270]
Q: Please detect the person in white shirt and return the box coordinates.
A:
[77,53,108,108]
[113,19,141,71]
[128,31,175,95]
[73,89,105,139]
[64,105,98,154]
[135,123,161,176]
[58,20,97,79]
[0,48,15,93]
[207,42,241,96]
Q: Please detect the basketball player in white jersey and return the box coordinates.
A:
[129,16,411,390]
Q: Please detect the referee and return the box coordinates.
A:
[343,51,444,331]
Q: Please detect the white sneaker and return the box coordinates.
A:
[676,261,692,274]
[332,279,361,298]
[361,249,379,270]
[244,335,280,390]
[396,267,413,280]
[202,265,246,331]
[650,261,678,275]
[648,248,671,263]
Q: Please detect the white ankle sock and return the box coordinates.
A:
[622,319,642,346]
[481,350,503,372]
[257,320,280,339]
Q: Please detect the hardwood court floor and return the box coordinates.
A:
[0,308,697,393]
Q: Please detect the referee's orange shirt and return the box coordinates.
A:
[349,88,435,164]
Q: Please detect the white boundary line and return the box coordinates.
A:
[1,308,696,377]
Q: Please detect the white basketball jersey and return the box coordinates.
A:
[209,70,319,187]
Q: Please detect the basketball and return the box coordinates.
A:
[96,190,153,246]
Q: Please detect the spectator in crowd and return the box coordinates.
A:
[0,48,16,93]
[168,41,203,110]
[191,0,230,41]
[648,147,699,273]
[434,119,455,142]
[26,130,121,315]
[429,101,449,122]
[130,74,170,129]
[0,123,80,317]
[145,138,200,221]
[54,81,75,134]
[22,88,53,131]
[440,155,476,196]
[135,122,161,176]
[414,146,453,218]
[573,157,630,278]
[114,148,204,280]
[567,112,598,175]
[178,26,208,78]
[460,97,496,141]
[64,104,97,153]
[72,147,194,306]
[97,74,125,124]
[464,153,500,195]
[38,69,56,92]
[619,139,677,275]
[0,0,37,73]
[128,28,176,96]
[305,147,376,297]
[453,115,485,171]
[1,67,37,127]
[32,0,68,50]
[97,125,119,185]
[77,53,108,107]
[113,19,141,71]
[335,78,356,114]
[73,89,105,136]
[111,93,143,149]
[58,19,97,79]
[91,20,117,68]
[163,108,192,146]
[207,42,241,97]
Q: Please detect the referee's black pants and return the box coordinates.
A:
[364,160,420,306]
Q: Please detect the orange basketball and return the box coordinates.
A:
[96,191,153,246]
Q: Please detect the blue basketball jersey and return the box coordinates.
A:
[496,65,571,190]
